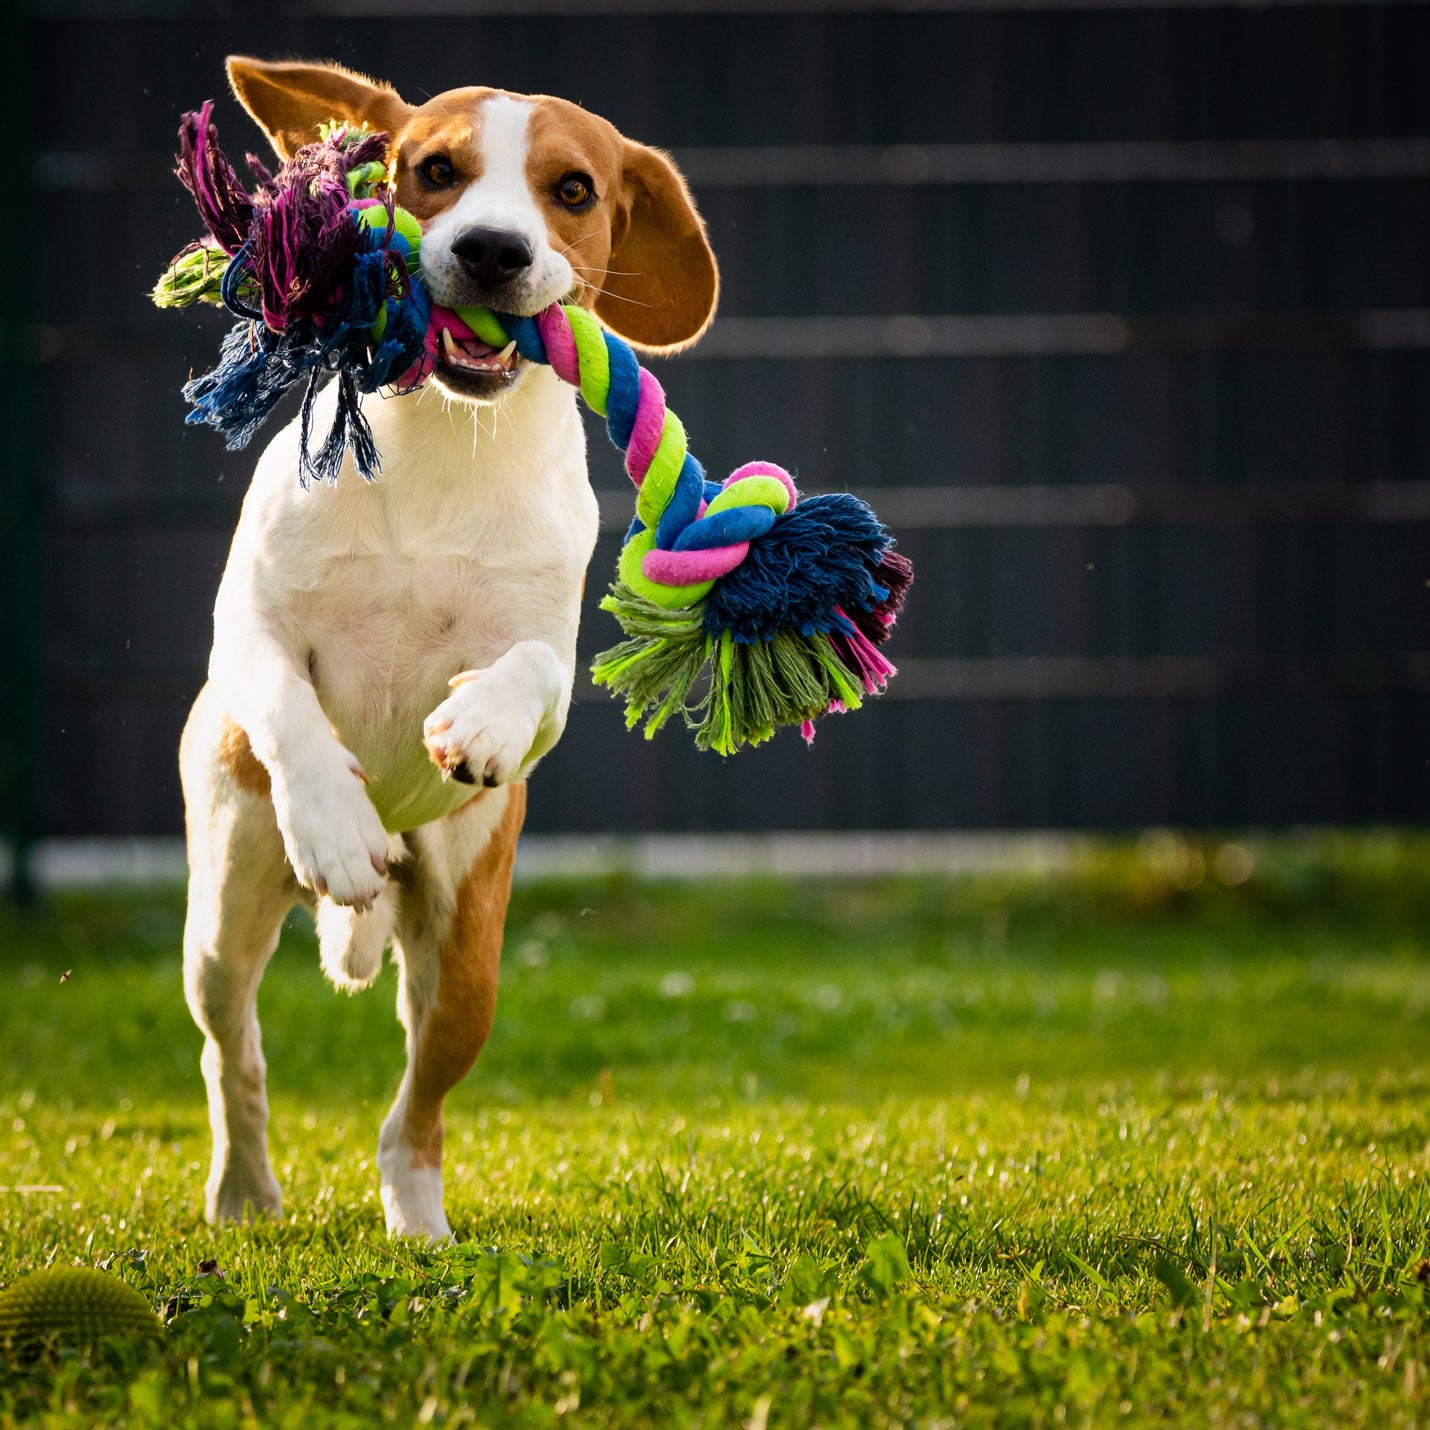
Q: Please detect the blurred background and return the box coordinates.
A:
[3,0,1429,897]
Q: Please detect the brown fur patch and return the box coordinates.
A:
[403,784,527,1168]
[523,99,625,306]
[392,94,491,223]
[526,100,718,351]
[217,717,271,797]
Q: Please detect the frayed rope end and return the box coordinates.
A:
[592,584,878,756]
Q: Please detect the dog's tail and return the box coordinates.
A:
[317,891,395,993]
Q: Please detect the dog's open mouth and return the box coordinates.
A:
[439,327,519,378]
[429,313,522,401]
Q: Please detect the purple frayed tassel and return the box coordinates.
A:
[848,549,914,647]
[245,134,381,331]
[175,106,395,333]
[175,101,254,255]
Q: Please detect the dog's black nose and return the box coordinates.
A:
[451,227,534,289]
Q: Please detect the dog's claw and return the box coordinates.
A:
[371,851,387,875]
[314,875,329,898]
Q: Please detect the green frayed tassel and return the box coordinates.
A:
[590,589,711,739]
[151,243,253,309]
[591,585,866,755]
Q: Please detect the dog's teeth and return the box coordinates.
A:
[436,327,517,378]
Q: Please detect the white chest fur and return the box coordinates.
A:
[210,366,600,832]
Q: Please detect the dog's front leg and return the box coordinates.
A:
[209,628,391,909]
[422,640,572,788]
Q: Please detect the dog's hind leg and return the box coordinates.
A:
[180,683,298,1224]
[378,784,525,1240]
[318,882,399,993]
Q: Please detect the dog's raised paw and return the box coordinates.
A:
[422,671,541,789]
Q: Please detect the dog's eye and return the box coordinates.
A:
[555,172,594,209]
[420,156,456,189]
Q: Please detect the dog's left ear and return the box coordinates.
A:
[595,142,719,354]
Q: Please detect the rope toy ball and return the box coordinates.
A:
[154,105,913,755]
[0,1268,159,1351]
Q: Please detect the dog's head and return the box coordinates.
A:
[227,56,719,403]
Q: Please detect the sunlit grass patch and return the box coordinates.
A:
[1,835,1427,1425]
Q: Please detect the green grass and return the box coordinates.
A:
[1,834,1428,1427]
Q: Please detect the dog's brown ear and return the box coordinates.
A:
[596,142,719,354]
[226,56,409,162]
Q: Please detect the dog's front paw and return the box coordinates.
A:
[423,669,542,788]
[272,759,390,909]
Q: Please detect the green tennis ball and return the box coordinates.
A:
[391,207,424,255]
[357,204,425,346]
[0,1268,159,1349]
[354,203,424,267]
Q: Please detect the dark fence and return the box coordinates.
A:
[4,2,1429,853]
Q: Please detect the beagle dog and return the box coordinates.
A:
[180,57,718,1239]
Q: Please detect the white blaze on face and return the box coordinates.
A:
[420,95,575,314]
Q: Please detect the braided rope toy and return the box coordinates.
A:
[154,105,912,754]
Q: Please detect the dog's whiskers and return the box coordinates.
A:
[576,284,653,309]
[556,227,602,260]
[568,263,643,279]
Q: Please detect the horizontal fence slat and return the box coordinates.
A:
[29,0,1430,16]
[38,137,1430,192]
[31,311,1430,365]
[39,655,1430,704]
[42,481,1430,533]
[31,171,1430,324]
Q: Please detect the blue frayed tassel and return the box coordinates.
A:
[702,493,894,643]
[183,225,431,484]
[184,322,294,452]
